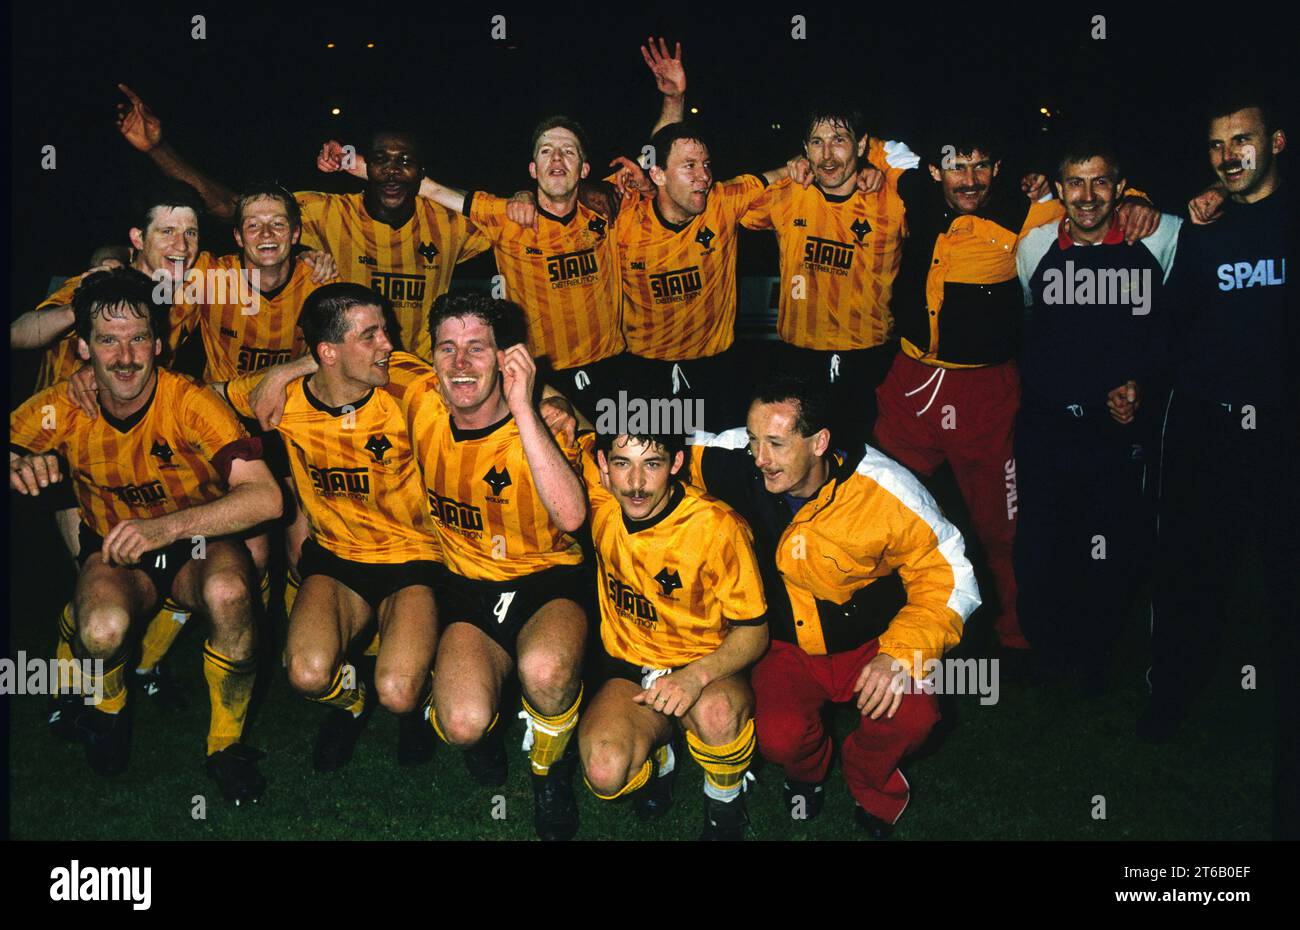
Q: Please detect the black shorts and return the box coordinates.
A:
[773,342,896,453]
[298,537,439,610]
[620,347,750,434]
[43,476,78,513]
[593,640,683,688]
[547,354,630,428]
[434,562,586,656]
[78,523,195,600]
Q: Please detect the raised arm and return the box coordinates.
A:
[642,37,686,136]
[10,269,101,350]
[762,163,794,186]
[500,344,587,533]
[1114,191,1160,244]
[318,139,468,214]
[10,304,74,349]
[1188,182,1227,224]
[117,83,238,221]
[418,177,468,213]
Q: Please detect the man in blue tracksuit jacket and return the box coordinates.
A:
[1014,135,1180,692]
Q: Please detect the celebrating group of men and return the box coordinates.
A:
[9,37,1293,840]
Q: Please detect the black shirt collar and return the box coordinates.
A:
[303,378,374,417]
[817,185,855,204]
[240,257,297,302]
[101,372,158,434]
[623,481,686,534]
[651,197,693,233]
[450,410,513,442]
[538,204,578,226]
[361,193,416,231]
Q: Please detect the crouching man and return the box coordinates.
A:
[577,428,769,840]
[690,374,980,836]
[10,268,281,803]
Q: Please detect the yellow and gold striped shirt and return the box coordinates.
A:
[225,351,438,564]
[613,175,768,361]
[741,140,909,350]
[295,191,490,360]
[466,191,623,369]
[195,255,329,382]
[579,435,766,668]
[11,368,254,538]
[406,383,583,581]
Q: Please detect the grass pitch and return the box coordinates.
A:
[6,487,1276,842]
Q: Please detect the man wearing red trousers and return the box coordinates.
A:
[689,373,980,835]
[874,120,1158,662]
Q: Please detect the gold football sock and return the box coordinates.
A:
[137,599,189,673]
[586,756,652,801]
[686,718,755,802]
[521,684,582,775]
[56,603,80,695]
[86,653,128,715]
[427,703,447,742]
[312,663,366,717]
[203,641,257,755]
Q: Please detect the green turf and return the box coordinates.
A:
[7,496,1276,840]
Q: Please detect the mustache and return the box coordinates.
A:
[956,185,987,195]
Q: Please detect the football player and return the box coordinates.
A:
[215,284,441,772]
[113,83,488,363]
[577,427,768,840]
[410,291,589,841]
[10,268,282,803]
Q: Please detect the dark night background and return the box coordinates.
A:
[4,4,1298,854]
[9,4,1294,400]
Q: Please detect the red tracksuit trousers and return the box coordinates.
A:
[873,352,1026,649]
[753,639,939,823]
